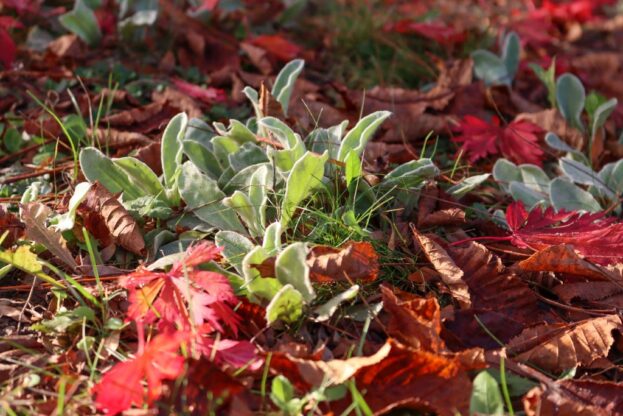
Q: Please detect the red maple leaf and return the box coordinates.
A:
[121,242,239,332]
[506,202,623,265]
[197,336,263,370]
[537,0,613,24]
[452,115,544,166]
[389,20,466,45]
[250,34,302,62]
[171,78,227,105]
[0,16,23,69]
[93,332,187,415]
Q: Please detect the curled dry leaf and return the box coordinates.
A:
[78,182,145,255]
[270,341,392,389]
[102,101,180,134]
[518,244,613,281]
[524,379,623,416]
[380,285,446,352]
[332,339,474,416]
[21,202,77,271]
[507,314,622,373]
[307,241,379,283]
[411,226,471,308]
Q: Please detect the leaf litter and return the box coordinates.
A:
[2,0,623,415]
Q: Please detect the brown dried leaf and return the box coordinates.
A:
[307,241,379,283]
[516,109,584,150]
[134,141,162,176]
[87,128,152,148]
[270,342,391,389]
[518,244,612,281]
[334,340,473,416]
[78,182,145,255]
[380,285,446,352]
[21,202,77,271]
[0,206,23,247]
[524,379,623,416]
[448,241,543,319]
[507,314,622,373]
[552,281,623,307]
[259,83,285,120]
[411,227,471,308]
[152,87,203,119]
[101,101,184,135]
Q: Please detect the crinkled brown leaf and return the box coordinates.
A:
[21,202,77,271]
[507,314,622,373]
[78,182,145,254]
[380,285,446,352]
[101,101,180,134]
[524,379,623,416]
[518,244,613,281]
[332,340,473,416]
[87,128,152,148]
[307,241,379,283]
[270,342,391,389]
[553,281,623,308]
[448,241,543,318]
[411,226,471,308]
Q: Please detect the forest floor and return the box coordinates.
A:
[2,0,623,415]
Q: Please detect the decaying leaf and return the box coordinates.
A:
[78,182,145,254]
[380,285,446,352]
[411,226,471,308]
[334,340,474,416]
[524,379,623,416]
[270,342,391,389]
[21,202,77,271]
[507,314,622,373]
[448,241,543,319]
[518,244,613,281]
[307,241,379,283]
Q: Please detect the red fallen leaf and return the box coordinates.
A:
[537,0,613,24]
[506,201,623,265]
[389,20,466,45]
[250,34,301,62]
[197,337,262,370]
[195,0,219,12]
[0,16,22,69]
[180,358,247,415]
[171,78,227,105]
[452,115,544,166]
[121,242,240,332]
[508,14,556,49]
[95,8,116,35]
[1,0,40,15]
[93,331,186,415]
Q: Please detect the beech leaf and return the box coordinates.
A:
[21,202,77,271]
[78,182,145,255]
